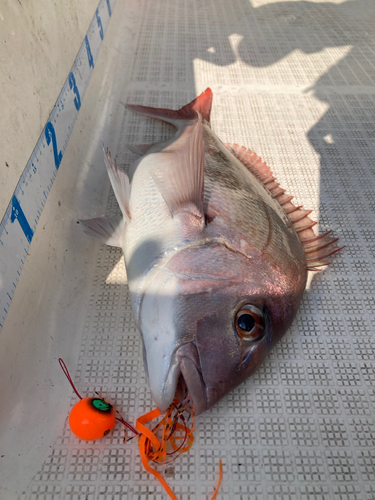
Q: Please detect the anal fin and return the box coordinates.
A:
[103,148,131,223]
[80,216,124,247]
[128,143,156,156]
[225,143,344,270]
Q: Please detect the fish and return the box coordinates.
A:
[81,89,343,416]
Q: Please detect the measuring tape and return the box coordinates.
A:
[0,0,115,330]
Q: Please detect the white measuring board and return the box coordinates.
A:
[0,0,115,331]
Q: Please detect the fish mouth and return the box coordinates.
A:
[147,342,207,416]
[175,343,207,416]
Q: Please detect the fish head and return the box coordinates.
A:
[140,236,307,416]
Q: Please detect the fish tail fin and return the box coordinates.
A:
[126,88,213,126]
[103,147,131,222]
[80,216,124,247]
[226,143,344,271]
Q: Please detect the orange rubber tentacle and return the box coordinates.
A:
[138,434,179,500]
[170,423,194,452]
[135,399,221,500]
[136,407,162,450]
[210,460,223,500]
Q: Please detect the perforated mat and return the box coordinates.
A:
[10,0,375,498]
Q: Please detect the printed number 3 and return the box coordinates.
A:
[45,122,62,170]
[69,72,81,111]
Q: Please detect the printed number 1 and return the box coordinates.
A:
[69,72,81,111]
[11,195,34,243]
[96,9,104,40]
[85,35,94,68]
[45,122,62,169]
[106,0,112,16]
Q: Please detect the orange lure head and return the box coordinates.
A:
[69,397,115,441]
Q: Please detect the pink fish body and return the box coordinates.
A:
[82,89,342,415]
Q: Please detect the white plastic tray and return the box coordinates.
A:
[2,0,375,499]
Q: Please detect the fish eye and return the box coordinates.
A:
[235,305,264,341]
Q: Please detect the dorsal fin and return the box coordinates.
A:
[127,88,213,126]
[225,143,344,270]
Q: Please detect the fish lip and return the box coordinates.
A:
[175,343,207,416]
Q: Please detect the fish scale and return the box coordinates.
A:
[203,130,299,268]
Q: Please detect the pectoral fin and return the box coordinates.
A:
[152,112,205,220]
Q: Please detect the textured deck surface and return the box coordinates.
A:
[11,0,375,498]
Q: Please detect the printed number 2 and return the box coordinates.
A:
[96,9,104,40]
[45,122,62,170]
[85,35,94,68]
[69,72,81,111]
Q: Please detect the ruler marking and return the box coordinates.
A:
[11,196,34,244]
[85,35,95,69]
[96,9,104,40]
[0,0,115,331]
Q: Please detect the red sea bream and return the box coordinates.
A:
[81,89,342,415]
